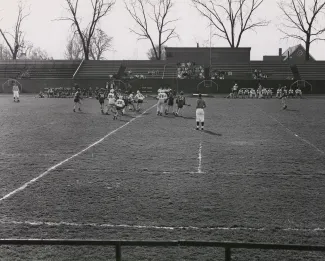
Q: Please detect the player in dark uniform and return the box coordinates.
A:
[165,91,175,115]
[98,89,105,114]
[73,89,82,112]
[280,86,288,110]
[175,91,186,116]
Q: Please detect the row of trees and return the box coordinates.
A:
[0,0,325,61]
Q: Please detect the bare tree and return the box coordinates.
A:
[65,33,84,60]
[0,1,30,59]
[27,47,51,60]
[90,28,113,60]
[192,0,268,48]
[58,0,115,60]
[124,0,178,60]
[147,44,166,60]
[278,0,325,61]
[0,44,12,60]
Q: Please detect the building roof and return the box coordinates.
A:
[282,44,315,61]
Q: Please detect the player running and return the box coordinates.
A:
[114,96,125,120]
[106,89,116,115]
[98,89,105,114]
[73,89,82,112]
[12,82,20,102]
[196,93,206,130]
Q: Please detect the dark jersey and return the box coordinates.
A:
[177,96,185,108]
[74,91,81,102]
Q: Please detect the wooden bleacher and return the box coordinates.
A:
[296,62,325,80]
[0,60,79,79]
[76,60,177,79]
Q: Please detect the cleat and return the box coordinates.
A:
[196,127,199,130]
[283,105,287,110]
[73,109,75,112]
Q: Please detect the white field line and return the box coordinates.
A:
[198,142,203,173]
[1,219,325,233]
[0,104,156,203]
[255,106,325,156]
[267,114,325,155]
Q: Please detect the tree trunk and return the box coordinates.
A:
[84,48,89,60]
[305,34,311,61]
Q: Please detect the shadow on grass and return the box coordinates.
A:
[286,109,299,112]
[181,116,196,120]
[202,130,222,136]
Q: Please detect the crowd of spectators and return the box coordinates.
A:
[253,69,268,79]
[177,61,204,79]
[211,70,226,80]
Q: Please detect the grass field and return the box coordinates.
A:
[0,94,325,261]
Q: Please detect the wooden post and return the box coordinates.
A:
[115,243,121,261]
[225,247,231,261]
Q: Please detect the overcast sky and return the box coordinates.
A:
[0,0,324,61]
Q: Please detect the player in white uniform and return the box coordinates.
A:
[244,89,249,99]
[157,90,167,116]
[232,83,238,98]
[262,87,267,98]
[288,87,294,98]
[134,90,145,111]
[106,89,116,115]
[295,87,302,98]
[250,88,257,98]
[13,83,20,102]
[267,88,273,99]
[114,96,125,120]
[238,88,244,98]
[196,94,206,130]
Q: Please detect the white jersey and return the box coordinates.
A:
[157,92,167,100]
[107,93,116,105]
[250,89,256,94]
[129,94,134,101]
[115,99,125,108]
[135,93,144,101]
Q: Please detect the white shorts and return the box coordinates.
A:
[196,108,204,122]
[13,91,19,98]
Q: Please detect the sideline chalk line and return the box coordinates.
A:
[1,219,325,233]
[0,104,156,202]
[254,105,325,156]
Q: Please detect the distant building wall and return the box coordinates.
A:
[165,47,251,65]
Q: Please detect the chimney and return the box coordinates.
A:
[279,48,282,57]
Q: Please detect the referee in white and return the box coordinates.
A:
[196,93,206,130]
